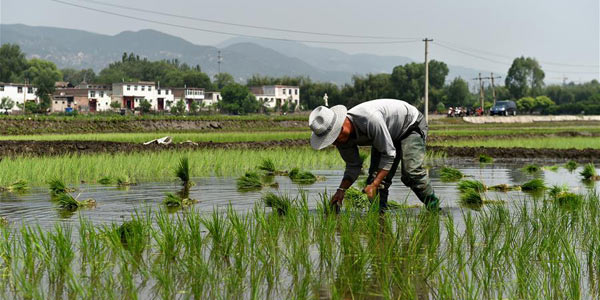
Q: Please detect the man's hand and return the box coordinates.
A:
[331,189,345,207]
[364,184,378,199]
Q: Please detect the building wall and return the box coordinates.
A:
[0,84,38,112]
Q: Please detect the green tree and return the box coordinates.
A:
[171,100,186,115]
[0,44,28,83]
[139,99,152,113]
[183,71,213,89]
[0,97,15,113]
[214,73,235,90]
[390,60,449,105]
[533,95,555,113]
[516,97,536,113]
[62,68,96,86]
[219,83,259,115]
[436,102,446,113]
[505,56,545,99]
[24,58,62,111]
[189,100,200,115]
[445,77,471,107]
[110,101,121,110]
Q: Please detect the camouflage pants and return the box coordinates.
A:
[366,117,434,208]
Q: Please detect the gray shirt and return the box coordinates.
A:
[336,99,421,182]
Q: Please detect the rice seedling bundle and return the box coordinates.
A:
[520,178,546,192]
[288,168,317,184]
[457,180,487,193]
[343,187,370,209]
[580,163,599,181]
[98,176,113,185]
[523,164,541,174]
[478,154,493,163]
[564,160,578,172]
[258,159,276,174]
[0,180,28,193]
[555,192,583,209]
[262,192,293,215]
[175,157,191,185]
[162,192,197,208]
[48,178,74,196]
[460,189,483,206]
[55,193,96,211]
[236,172,263,191]
[488,184,520,192]
[116,175,135,186]
[439,166,464,182]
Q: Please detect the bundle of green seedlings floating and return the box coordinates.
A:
[457,179,487,193]
[439,166,464,182]
[543,165,560,172]
[487,183,521,192]
[116,175,135,186]
[288,168,324,185]
[478,154,493,163]
[580,163,600,181]
[523,164,541,174]
[564,160,578,172]
[548,185,583,209]
[262,192,294,215]
[520,178,546,192]
[162,192,198,208]
[0,179,29,193]
[55,193,96,211]
[236,171,278,191]
[175,157,194,187]
[257,158,287,175]
[48,178,75,197]
[98,176,113,185]
[460,189,484,206]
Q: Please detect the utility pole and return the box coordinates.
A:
[488,73,502,106]
[217,50,223,74]
[423,38,433,124]
[474,73,484,112]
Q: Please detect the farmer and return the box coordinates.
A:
[308,99,439,211]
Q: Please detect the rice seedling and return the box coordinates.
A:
[520,178,546,192]
[439,166,464,182]
[523,164,541,174]
[460,189,483,206]
[162,192,198,208]
[237,172,263,191]
[457,179,487,193]
[478,154,493,163]
[175,157,192,186]
[116,175,135,186]
[0,180,28,193]
[55,193,96,211]
[564,160,578,172]
[488,183,521,192]
[97,176,113,185]
[48,178,74,196]
[0,217,7,226]
[543,165,560,172]
[288,168,321,184]
[343,187,370,209]
[554,192,583,209]
[580,163,600,181]
[548,184,570,198]
[262,192,294,215]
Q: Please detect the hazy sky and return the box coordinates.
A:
[1,0,599,82]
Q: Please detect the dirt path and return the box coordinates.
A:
[0,140,598,161]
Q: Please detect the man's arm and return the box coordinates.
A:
[365,113,396,199]
[332,145,361,207]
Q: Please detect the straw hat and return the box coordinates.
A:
[308,105,347,150]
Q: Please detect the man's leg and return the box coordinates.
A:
[399,132,439,210]
[367,146,402,211]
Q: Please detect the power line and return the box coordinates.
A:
[434,41,600,75]
[436,39,599,68]
[49,0,420,45]
[79,0,418,41]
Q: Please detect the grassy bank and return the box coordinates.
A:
[1,192,599,298]
[432,136,600,149]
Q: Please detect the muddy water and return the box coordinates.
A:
[1,159,597,228]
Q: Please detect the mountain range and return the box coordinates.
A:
[0,24,495,84]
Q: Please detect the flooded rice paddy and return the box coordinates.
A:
[1,159,596,228]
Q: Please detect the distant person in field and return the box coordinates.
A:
[308,99,439,211]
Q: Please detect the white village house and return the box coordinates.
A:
[0,83,38,112]
[250,85,300,110]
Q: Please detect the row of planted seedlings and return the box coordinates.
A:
[236,158,325,192]
[2,185,600,298]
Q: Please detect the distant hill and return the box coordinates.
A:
[1,24,498,84]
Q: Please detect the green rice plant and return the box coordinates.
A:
[175,157,190,184]
[0,180,29,193]
[478,154,493,163]
[523,164,541,174]
[288,168,318,184]
[457,180,487,193]
[488,184,521,192]
[98,176,113,185]
[520,178,546,192]
[343,187,370,209]
[543,165,560,172]
[262,192,294,215]
[0,217,7,226]
[554,192,583,209]
[258,158,276,174]
[48,178,74,196]
[162,192,198,208]
[548,184,570,198]
[439,166,464,182]
[237,172,263,191]
[580,163,599,181]
[116,175,135,186]
[564,160,578,172]
[460,189,483,206]
[55,193,96,211]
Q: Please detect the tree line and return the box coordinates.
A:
[1,43,598,115]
